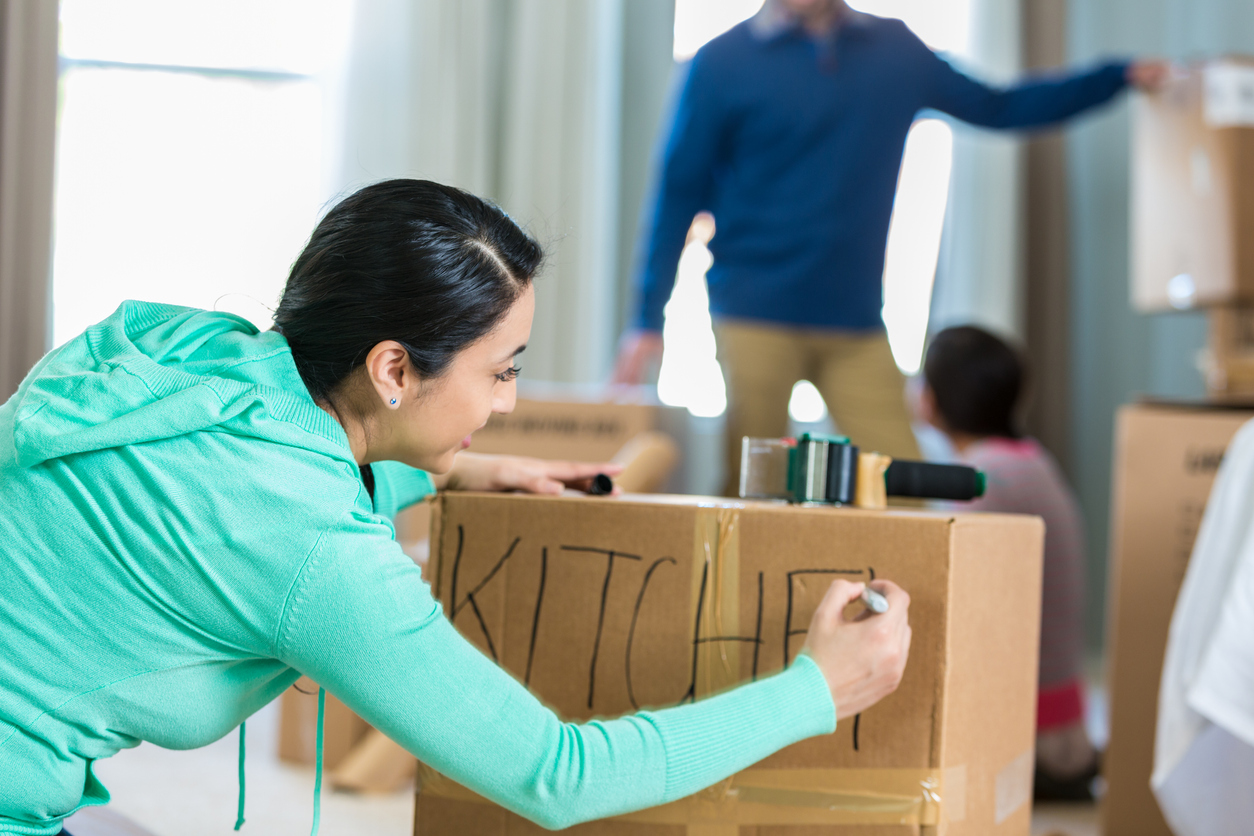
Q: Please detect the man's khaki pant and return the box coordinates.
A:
[715,319,922,496]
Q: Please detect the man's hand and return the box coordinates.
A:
[802,579,912,721]
[610,330,664,386]
[1127,59,1171,92]
[438,452,625,496]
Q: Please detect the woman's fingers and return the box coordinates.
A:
[544,461,625,483]
[802,576,912,721]
[815,579,867,626]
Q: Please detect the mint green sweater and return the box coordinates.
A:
[0,302,835,834]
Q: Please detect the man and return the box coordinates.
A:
[614,0,1165,493]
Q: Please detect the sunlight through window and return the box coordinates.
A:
[657,215,727,417]
[673,0,764,61]
[788,380,829,424]
[52,0,349,346]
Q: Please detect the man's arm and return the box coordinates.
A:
[631,51,726,335]
[918,36,1133,131]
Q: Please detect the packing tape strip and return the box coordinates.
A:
[691,506,742,699]
[417,764,953,829]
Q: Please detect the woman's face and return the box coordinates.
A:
[400,284,535,473]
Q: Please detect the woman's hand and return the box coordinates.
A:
[802,579,912,721]
[436,452,625,496]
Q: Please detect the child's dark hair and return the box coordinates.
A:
[274,179,542,404]
[923,326,1024,438]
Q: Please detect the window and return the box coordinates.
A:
[52,0,350,346]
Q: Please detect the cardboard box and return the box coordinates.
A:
[1131,59,1254,311]
[415,492,1045,835]
[1102,402,1254,836]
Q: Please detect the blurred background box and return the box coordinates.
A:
[394,383,699,558]
[1131,58,1254,312]
[1102,401,1254,836]
[417,492,1044,835]
[284,386,692,790]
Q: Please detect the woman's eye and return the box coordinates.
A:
[495,365,521,383]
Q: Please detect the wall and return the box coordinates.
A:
[1065,0,1254,647]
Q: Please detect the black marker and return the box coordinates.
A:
[587,473,614,495]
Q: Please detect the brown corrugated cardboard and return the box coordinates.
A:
[1131,59,1254,312]
[1102,402,1254,836]
[468,397,661,462]
[415,492,1045,835]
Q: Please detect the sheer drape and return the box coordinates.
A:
[333,0,674,384]
[0,0,58,400]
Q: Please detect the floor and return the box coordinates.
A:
[92,694,1104,836]
[92,700,412,836]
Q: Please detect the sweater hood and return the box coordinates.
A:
[9,301,352,469]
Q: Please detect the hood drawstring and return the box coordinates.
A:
[234,721,247,830]
[234,686,324,836]
[311,686,326,836]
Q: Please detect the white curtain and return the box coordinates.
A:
[333,0,641,384]
[929,0,1025,339]
[0,0,58,400]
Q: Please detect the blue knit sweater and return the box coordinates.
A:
[632,11,1129,332]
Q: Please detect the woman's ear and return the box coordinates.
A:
[364,341,412,409]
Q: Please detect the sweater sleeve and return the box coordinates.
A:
[276,516,835,830]
[369,461,435,518]
[632,51,726,332]
[915,34,1129,130]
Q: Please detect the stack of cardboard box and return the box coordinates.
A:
[1101,403,1254,835]
[1132,58,1254,396]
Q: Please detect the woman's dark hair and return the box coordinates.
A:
[273,179,542,403]
[923,325,1024,438]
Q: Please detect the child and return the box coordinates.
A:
[919,325,1098,800]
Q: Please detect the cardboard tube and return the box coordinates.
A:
[329,728,416,793]
[612,431,680,493]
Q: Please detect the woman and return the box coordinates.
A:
[0,180,910,834]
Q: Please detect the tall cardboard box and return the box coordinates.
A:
[1131,59,1254,311]
[416,492,1045,835]
[1102,402,1254,835]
